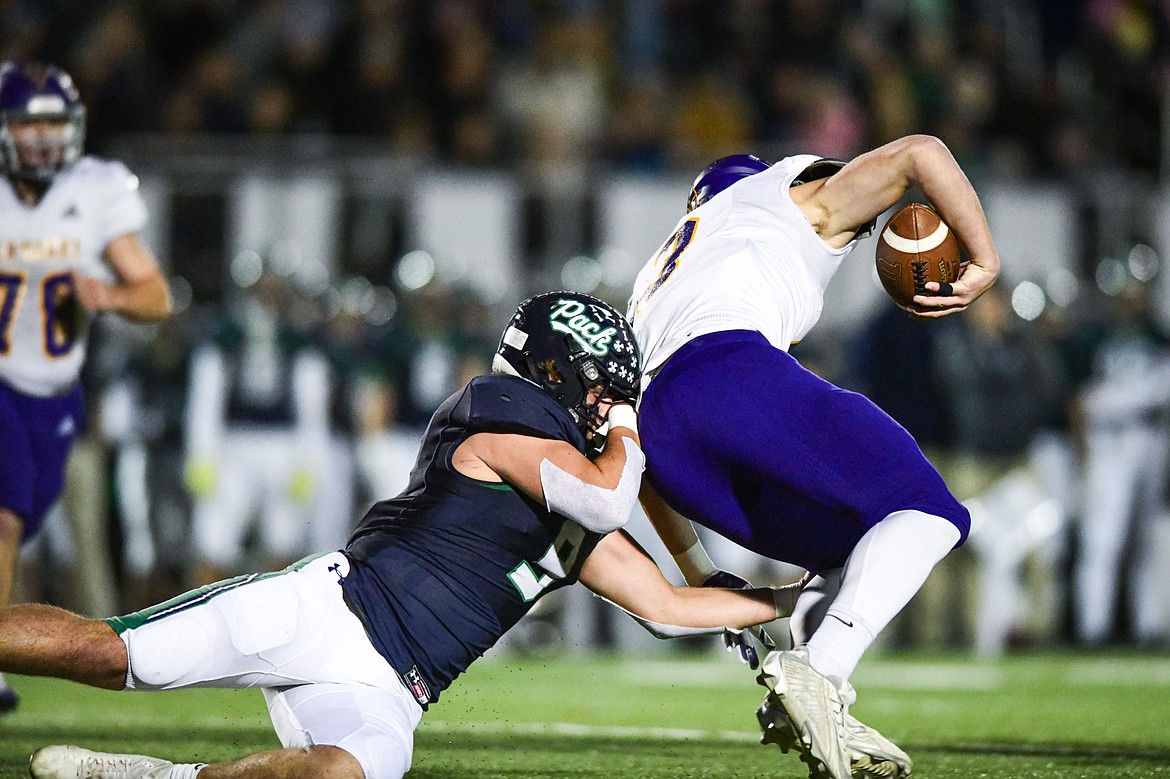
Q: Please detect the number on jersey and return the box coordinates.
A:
[507,521,587,602]
[0,271,81,357]
[631,218,698,319]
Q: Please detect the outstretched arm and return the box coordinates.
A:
[797,134,1000,316]
[578,530,788,631]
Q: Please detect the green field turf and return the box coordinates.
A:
[1,650,1168,778]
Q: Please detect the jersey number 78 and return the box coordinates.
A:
[0,271,81,357]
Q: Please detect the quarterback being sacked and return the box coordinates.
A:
[2,292,802,779]
[0,61,171,711]
[630,143,999,779]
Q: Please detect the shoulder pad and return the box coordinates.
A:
[791,156,875,240]
[792,158,845,185]
[453,375,587,453]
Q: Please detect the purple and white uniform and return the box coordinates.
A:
[628,154,968,574]
[0,157,147,536]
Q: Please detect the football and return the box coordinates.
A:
[875,202,961,307]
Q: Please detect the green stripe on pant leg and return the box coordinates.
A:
[104,552,330,635]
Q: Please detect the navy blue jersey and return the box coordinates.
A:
[342,374,603,708]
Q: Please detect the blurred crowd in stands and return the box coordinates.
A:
[3,0,1168,176]
[6,0,1170,653]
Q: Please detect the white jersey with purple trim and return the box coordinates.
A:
[627,154,860,391]
[0,157,148,397]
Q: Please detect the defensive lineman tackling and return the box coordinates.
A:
[0,61,171,711]
[4,292,802,779]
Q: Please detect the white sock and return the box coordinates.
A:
[0,672,7,688]
[805,510,960,681]
[164,765,207,779]
[789,570,842,646]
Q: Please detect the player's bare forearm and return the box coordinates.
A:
[831,136,993,258]
[108,273,172,322]
[592,413,641,487]
[99,233,173,322]
[814,135,1000,312]
[896,138,1000,312]
[473,423,641,506]
[638,480,699,556]
[580,531,777,629]
[904,141,998,272]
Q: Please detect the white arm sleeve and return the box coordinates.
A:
[539,437,645,534]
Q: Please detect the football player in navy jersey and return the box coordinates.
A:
[628,139,1000,779]
[0,292,804,779]
[0,61,172,713]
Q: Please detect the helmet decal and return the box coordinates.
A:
[548,297,618,357]
[495,291,641,432]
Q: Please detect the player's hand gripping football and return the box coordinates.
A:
[875,202,999,318]
[910,258,998,318]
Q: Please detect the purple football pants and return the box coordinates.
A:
[0,380,84,540]
[640,330,968,573]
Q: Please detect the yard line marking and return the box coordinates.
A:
[851,663,1004,691]
[1064,660,1170,686]
[9,711,270,730]
[420,719,758,743]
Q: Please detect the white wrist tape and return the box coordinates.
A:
[673,539,718,586]
[607,404,638,434]
[540,437,645,534]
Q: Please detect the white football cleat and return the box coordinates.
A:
[845,714,913,778]
[29,745,175,779]
[758,694,912,778]
[757,648,851,779]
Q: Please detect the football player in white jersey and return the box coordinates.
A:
[0,61,171,712]
[628,136,999,779]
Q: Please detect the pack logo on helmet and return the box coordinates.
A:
[494,291,641,434]
[548,298,617,357]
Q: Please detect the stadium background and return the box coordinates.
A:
[15,0,1170,321]
[5,0,1170,655]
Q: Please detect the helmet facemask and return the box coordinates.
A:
[0,62,87,183]
[511,335,606,433]
[0,109,85,182]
